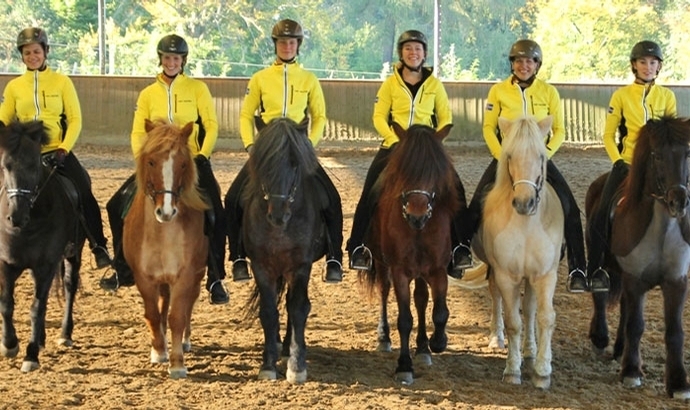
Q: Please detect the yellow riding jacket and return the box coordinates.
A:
[373,65,452,148]
[603,82,677,164]
[482,77,565,160]
[0,67,82,153]
[240,61,326,148]
[131,73,218,159]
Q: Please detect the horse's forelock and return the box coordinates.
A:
[0,121,46,156]
[385,125,456,200]
[496,117,546,189]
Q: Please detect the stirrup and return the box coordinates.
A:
[566,268,587,294]
[589,267,610,293]
[324,259,343,283]
[207,279,230,305]
[452,243,473,269]
[232,258,251,282]
[349,244,372,271]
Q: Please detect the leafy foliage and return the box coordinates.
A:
[0,0,688,82]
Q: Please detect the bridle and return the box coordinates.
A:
[508,155,545,207]
[3,164,57,208]
[401,189,435,223]
[649,150,690,205]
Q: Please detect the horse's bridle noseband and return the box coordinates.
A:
[509,155,545,204]
[649,150,690,206]
[145,183,182,202]
[3,165,57,208]
[401,189,435,222]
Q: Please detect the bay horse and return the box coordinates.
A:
[586,116,690,399]
[471,116,563,389]
[0,121,86,372]
[243,117,328,384]
[123,119,209,379]
[360,123,458,385]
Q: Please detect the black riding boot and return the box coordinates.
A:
[99,175,136,291]
[316,165,344,283]
[225,164,251,282]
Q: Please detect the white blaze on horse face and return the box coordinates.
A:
[158,152,177,220]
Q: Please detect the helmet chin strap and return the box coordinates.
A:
[401,59,424,73]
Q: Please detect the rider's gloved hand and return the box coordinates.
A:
[50,148,68,168]
[194,154,210,170]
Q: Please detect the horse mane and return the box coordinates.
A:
[246,118,319,194]
[0,121,48,156]
[486,117,547,211]
[382,124,459,211]
[135,120,207,211]
[623,116,690,206]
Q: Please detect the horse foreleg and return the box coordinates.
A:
[619,279,646,389]
[391,269,414,385]
[661,277,690,399]
[488,269,505,350]
[531,270,557,390]
[167,278,201,380]
[138,282,167,364]
[496,271,522,385]
[58,257,80,347]
[427,270,449,356]
[0,265,20,358]
[256,274,280,381]
[23,266,56,372]
[376,274,392,352]
[522,280,537,365]
[285,270,311,385]
[589,291,611,359]
[413,277,431,365]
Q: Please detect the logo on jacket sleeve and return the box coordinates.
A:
[245,87,250,95]
[485,103,494,111]
[607,106,614,114]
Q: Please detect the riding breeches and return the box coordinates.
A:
[195,158,227,280]
[347,147,393,253]
[466,159,498,243]
[587,159,630,273]
[59,153,108,249]
[546,160,586,272]
[106,174,136,274]
[224,162,250,261]
[314,164,343,261]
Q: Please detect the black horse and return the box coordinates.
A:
[0,121,86,372]
[242,118,329,384]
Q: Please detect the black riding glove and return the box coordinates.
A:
[49,148,68,168]
[194,154,210,170]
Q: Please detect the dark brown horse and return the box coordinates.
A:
[0,121,86,372]
[242,117,329,384]
[360,123,458,385]
[586,116,690,399]
[123,119,209,379]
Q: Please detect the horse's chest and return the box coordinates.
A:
[618,212,690,281]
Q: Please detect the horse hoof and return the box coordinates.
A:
[377,341,392,352]
[286,369,307,384]
[532,374,551,389]
[0,343,19,358]
[503,373,522,385]
[591,344,613,361]
[622,376,643,389]
[395,371,414,385]
[672,389,690,400]
[168,366,188,379]
[57,338,73,347]
[150,349,169,364]
[182,341,191,353]
[488,337,505,350]
[416,353,432,366]
[258,369,277,381]
[21,360,39,372]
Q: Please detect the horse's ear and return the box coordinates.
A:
[436,124,453,140]
[391,122,406,140]
[181,121,194,138]
[144,119,155,133]
[498,117,512,136]
[537,116,553,136]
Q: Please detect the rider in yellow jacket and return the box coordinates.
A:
[467,39,589,293]
[587,40,677,291]
[225,19,344,284]
[346,29,473,279]
[0,27,112,270]
[100,34,230,305]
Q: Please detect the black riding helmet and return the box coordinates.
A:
[157,34,188,72]
[272,19,304,58]
[17,27,49,53]
[397,30,427,60]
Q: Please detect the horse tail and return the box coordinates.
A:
[606,265,623,308]
[357,267,382,299]
[448,262,489,289]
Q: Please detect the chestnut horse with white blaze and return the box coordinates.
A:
[123,119,209,379]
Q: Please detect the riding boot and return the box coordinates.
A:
[225,164,251,282]
[316,165,344,283]
[586,160,628,293]
[99,176,136,291]
[448,173,473,279]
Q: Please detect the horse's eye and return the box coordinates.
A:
[148,160,154,167]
